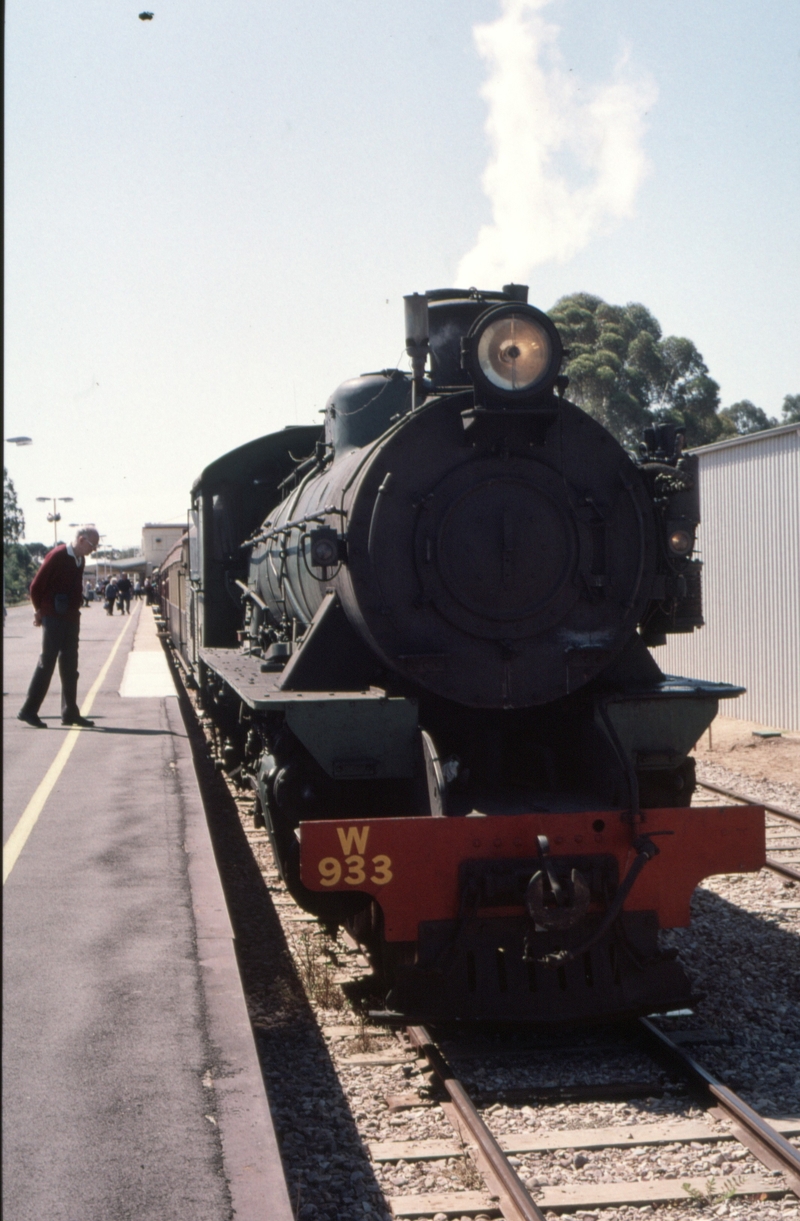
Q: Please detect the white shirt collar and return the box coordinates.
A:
[66,543,84,567]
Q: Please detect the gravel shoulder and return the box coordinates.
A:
[693,715,800,797]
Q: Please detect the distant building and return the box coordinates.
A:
[90,554,148,579]
[142,523,186,573]
[85,522,187,582]
[657,423,799,730]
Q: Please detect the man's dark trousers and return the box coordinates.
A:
[19,617,82,721]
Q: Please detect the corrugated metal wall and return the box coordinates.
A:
[655,424,800,730]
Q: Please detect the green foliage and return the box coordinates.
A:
[3,469,35,603]
[4,468,25,545]
[548,294,725,448]
[4,542,38,604]
[548,294,795,449]
[782,393,800,423]
[719,399,778,435]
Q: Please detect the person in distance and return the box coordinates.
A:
[17,526,100,729]
[116,572,132,615]
[104,576,118,615]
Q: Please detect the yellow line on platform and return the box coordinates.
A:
[3,611,137,884]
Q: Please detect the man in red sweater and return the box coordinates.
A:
[18,526,100,728]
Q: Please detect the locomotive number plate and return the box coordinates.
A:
[317,826,393,888]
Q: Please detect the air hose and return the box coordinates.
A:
[529,835,660,968]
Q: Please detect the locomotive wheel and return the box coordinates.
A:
[257,740,373,923]
[344,899,415,990]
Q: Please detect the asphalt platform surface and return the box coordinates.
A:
[3,600,292,1221]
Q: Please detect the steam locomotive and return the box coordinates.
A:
[161,285,764,1023]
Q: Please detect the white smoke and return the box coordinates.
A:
[456,0,657,287]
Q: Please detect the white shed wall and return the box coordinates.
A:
[655,425,800,731]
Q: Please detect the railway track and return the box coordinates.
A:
[369,1021,800,1218]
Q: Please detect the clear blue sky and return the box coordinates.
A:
[5,0,799,549]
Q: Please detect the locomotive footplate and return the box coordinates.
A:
[199,646,393,712]
[390,911,693,1023]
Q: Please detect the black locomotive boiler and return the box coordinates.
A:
[162,286,764,1023]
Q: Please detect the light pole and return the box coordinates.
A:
[94,536,113,582]
[36,497,74,547]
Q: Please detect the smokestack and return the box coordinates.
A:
[503,283,529,302]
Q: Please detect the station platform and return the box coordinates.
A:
[3,601,292,1221]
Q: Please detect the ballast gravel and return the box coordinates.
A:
[694,758,800,819]
[197,712,799,1221]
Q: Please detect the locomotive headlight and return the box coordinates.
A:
[667,528,693,556]
[478,314,549,391]
[465,303,563,401]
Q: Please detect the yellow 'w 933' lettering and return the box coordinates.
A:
[370,854,392,885]
[317,833,393,889]
[318,857,341,886]
[337,826,369,854]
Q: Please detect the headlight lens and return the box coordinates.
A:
[476,313,552,393]
[668,529,693,555]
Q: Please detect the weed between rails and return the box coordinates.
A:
[293,930,346,1011]
[682,1174,745,1206]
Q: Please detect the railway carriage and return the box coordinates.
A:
[163,286,766,1023]
[159,534,191,669]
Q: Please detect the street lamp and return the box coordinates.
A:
[36,496,74,547]
[6,436,33,446]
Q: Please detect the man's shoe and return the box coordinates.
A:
[62,714,95,727]
[18,711,48,728]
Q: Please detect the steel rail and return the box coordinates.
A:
[695,779,800,881]
[639,1018,800,1196]
[406,1025,547,1221]
[696,779,800,827]
[766,858,800,883]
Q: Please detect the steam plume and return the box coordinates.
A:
[456,0,657,287]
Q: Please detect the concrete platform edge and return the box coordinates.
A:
[165,695,294,1221]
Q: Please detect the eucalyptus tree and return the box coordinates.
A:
[548,293,724,449]
[719,400,778,435]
